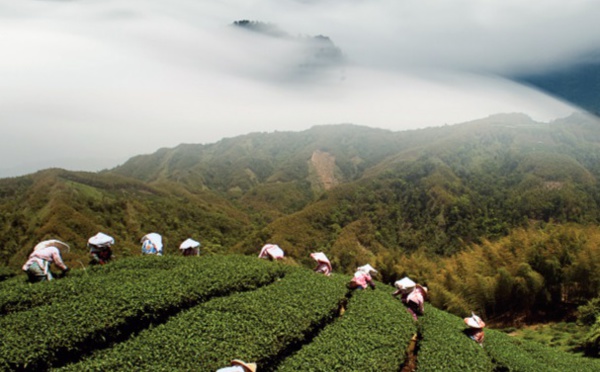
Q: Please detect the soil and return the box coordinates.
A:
[310,150,339,190]
[401,333,419,372]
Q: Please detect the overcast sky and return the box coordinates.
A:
[1,0,600,177]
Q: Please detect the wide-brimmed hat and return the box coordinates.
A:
[179,238,201,250]
[258,244,284,259]
[231,359,257,372]
[34,239,70,253]
[310,252,330,264]
[357,264,377,274]
[394,276,416,290]
[464,313,486,328]
[88,232,115,248]
[310,252,332,270]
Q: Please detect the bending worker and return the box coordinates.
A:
[310,252,332,276]
[22,239,70,282]
[258,244,285,260]
[179,238,201,256]
[405,284,428,321]
[88,232,114,265]
[141,233,163,256]
[464,312,486,346]
[348,264,376,290]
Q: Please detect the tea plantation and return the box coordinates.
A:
[1,255,600,371]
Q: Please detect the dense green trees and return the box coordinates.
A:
[393,224,600,324]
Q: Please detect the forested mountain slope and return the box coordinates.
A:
[233,112,600,262]
[2,112,600,326]
[2,112,600,267]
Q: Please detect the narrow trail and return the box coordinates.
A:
[401,333,420,372]
[400,309,422,372]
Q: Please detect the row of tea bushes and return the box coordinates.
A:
[0,266,16,282]
[485,328,600,371]
[417,304,494,371]
[56,270,350,371]
[4,254,600,371]
[0,256,192,315]
[418,304,600,372]
[0,255,287,371]
[277,286,416,372]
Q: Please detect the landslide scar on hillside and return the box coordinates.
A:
[309,150,340,191]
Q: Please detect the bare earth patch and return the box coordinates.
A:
[310,150,339,190]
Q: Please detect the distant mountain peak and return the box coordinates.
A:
[232,20,288,38]
[230,19,344,77]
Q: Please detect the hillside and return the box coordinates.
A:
[2,112,600,326]
[0,169,252,268]
[1,255,600,371]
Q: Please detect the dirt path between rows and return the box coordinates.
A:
[401,333,419,372]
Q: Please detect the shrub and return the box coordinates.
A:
[57,269,349,371]
[278,284,416,371]
[0,256,185,315]
[417,304,494,371]
[485,328,600,371]
[0,255,286,370]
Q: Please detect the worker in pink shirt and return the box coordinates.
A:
[310,252,332,276]
[464,313,486,346]
[258,244,285,260]
[405,284,428,321]
[348,264,376,290]
[22,240,70,282]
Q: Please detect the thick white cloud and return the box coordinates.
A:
[1,0,598,176]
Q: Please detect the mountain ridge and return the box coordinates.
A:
[3,111,600,325]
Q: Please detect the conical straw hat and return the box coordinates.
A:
[464,313,486,328]
[88,232,114,247]
[357,264,377,274]
[231,359,257,372]
[179,238,200,249]
[33,239,70,253]
[394,277,416,290]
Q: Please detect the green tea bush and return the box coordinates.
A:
[277,284,416,372]
[56,270,349,371]
[4,254,599,372]
[484,329,549,371]
[516,332,600,371]
[0,266,15,282]
[0,255,286,371]
[417,304,494,371]
[582,320,600,357]
[485,328,600,371]
[0,256,188,315]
